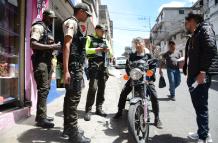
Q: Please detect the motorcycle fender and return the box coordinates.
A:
[129,97,142,105]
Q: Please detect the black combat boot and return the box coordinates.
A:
[96,108,107,117]
[62,128,84,139]
[84,111,91,121]
[113,109,123,119]
[36,118,54,128]
[35,116,54,122]
[68,127,91,143]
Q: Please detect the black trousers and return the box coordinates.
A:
[33,61,52,120]
[85,63,109,112]
[187,75,211,140]
[118,79,160,119]
[64,65,83,130]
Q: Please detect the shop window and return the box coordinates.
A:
[0,0,20,107]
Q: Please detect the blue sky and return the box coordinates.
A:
[101,0,197,56]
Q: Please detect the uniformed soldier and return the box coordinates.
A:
[84,25,112,121]
[62,3,91,143]
[113,37,163,129]
[30,10,61,128]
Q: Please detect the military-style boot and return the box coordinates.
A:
[68,127,91,143]
[113,109,123,119]
[62,128,84,139]
[96,108,107,117]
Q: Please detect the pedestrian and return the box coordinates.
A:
[113,37,163,129]
[159,41,181,101]
[62,3,92,143]
[184,12,218,143]
[84,24,112,121]
[30,9,61,128]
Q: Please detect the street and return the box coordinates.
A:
[1,68,218,143]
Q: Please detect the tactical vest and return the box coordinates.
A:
[87,35,108,61]
[64,17,86,65]
[31,21,53,60]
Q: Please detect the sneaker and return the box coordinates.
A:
[188,132,212,143]
[154,119,163,129]
[188,132,199,141]
[168,95,176,101]
[197,139,207,143]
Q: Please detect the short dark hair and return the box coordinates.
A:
[74,8,80,15]
[185,12,204,24]
[168,40,175,45]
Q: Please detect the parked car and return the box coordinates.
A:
[115,56,126,69]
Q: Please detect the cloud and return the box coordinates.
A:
[186,0,198,3]
[158,1,186,12]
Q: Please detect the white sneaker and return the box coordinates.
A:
[207,134,213,143]
[188,132,213,143]
[197,139,207,143]
[188,132,199,141]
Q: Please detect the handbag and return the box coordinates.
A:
[159,75,166,88]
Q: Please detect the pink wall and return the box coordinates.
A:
[25,0,49,114]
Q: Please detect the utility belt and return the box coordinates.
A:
[69,54,85,70]
[88,56,105,68]
[69,54,85,63]
[31,51,52,65]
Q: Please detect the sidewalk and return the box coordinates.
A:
[1,68,218,143]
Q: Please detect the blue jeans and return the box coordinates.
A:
[167,68,181,97]
[187,75,211,140]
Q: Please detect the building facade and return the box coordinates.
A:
[0,0,76,132]
[151,7,192,56]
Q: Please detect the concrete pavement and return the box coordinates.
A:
[0,68,218,143]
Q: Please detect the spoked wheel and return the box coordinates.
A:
[128,103,149,143]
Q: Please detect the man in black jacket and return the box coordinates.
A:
[113,37,163,129]
[184,13,217,143]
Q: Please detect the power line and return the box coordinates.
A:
[110,11,157,19]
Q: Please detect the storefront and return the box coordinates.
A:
[0,0,27,131]
[0,0,96,131]
[0,0,25,110]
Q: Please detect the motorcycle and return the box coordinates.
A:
[123,59,157,143]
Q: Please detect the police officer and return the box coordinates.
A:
[113,37,163,129]
[62,3,91,143]
[84,25,112,121]
[30,10,61,128]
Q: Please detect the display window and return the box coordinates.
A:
[0,0,21,107]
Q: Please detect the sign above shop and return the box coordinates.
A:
[36,0,47,19]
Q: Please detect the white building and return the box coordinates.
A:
[191,0,218,48]
[151,7,192,55]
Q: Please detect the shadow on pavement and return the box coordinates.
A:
[149,134,188,143]
[158,98,171,101]
[17,127,67,143]
[211,76,218,91]
[101,111,129,143]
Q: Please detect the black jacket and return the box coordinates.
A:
[184,22,218,77]
[126,52,156,82]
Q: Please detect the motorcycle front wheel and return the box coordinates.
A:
[128,103,149,143]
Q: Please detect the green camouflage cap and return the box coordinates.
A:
[43,9,57,18]
[95,24,108,31]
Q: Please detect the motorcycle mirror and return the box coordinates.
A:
[123,74,129,80]
[146,70,154,77]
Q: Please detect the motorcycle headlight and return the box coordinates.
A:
[130,68,143,80]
